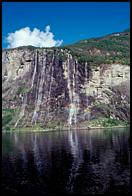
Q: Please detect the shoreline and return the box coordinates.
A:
[2,125,129,133]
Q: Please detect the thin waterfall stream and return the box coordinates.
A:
[67,53,80,127]
[32,50,46,125]
[14,94,27,127]
[43,54,54,124]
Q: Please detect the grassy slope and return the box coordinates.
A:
[62,29,130,66]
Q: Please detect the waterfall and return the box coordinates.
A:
[67,53,72,126]
[32,50,46,125]
[85,62,91,120]
[14,50,38,128]
[85,62,89,107]
[67,53,79,127]
[72,60,77,125]
[14,94,27,127]
[43,54,54,123]
[31,51,37,88]
[74,60,80,124]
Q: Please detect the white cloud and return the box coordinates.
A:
[6,25,63,48]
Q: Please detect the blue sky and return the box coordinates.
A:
[2,2,130,48]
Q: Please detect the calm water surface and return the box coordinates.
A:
[2,128,130,195]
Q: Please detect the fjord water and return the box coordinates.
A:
[2,128,130,195]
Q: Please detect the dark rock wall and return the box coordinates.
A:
[2,48,130,128]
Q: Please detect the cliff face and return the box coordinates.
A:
[2,46,130,129]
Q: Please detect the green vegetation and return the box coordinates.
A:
[33,123,43,130]
[45,121,64,130]
[2,108,19,131]
[62,29,130,66]
[3,45,36,52]
[102,118,127,127]
[57,53,67,61]
[17,45,36,50]
[83,117,128,128]
[78,55,107,65]
[17,86,31,94]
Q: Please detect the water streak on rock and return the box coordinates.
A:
[67,54,79,126]
[32,50,46,125]
[44,54,54,123]
[31,50,38,89]
[14,94,27,127]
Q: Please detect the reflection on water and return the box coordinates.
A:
[2,128,130,195]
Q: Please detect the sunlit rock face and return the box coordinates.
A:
[2,47,130,128]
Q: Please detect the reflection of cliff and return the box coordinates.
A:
[72,129,130,194]
[2,128,130,194]
[66,131,83,192]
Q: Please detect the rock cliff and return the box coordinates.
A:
[2,30,130,130]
